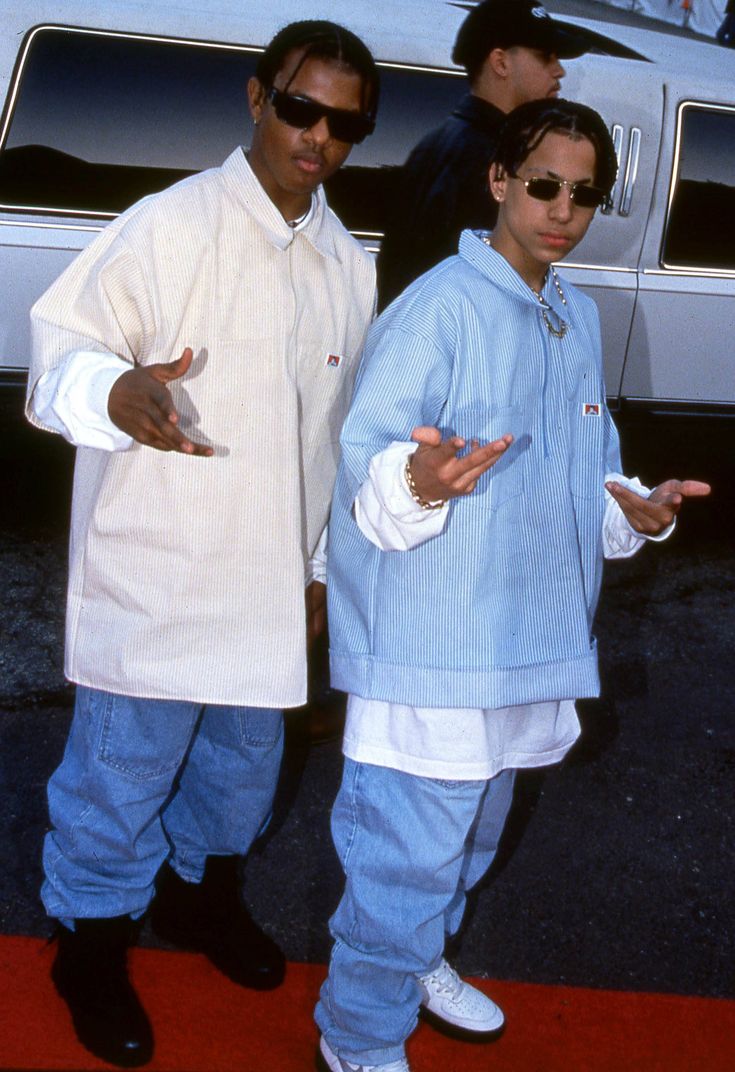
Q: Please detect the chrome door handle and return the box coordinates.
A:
[603,123,624,215]
[619,126,641,217]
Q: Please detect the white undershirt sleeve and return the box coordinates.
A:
[31,349,134,451]
[354,441,449,552]
[603,472,675,558]
[306,525,328,586]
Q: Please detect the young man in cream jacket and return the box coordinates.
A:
[27,20,378,1068]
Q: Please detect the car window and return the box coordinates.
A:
[325,63,464,235]
[0,28,259,215]
[662,103,735,272]
[0,26,464,234]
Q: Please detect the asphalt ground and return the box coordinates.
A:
[1,400,733,1002]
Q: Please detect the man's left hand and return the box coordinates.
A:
[605,478,711,536]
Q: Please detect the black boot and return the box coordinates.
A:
[150,855,286,990]
[51,916,154,1068]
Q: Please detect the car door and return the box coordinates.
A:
[621,96,735,411]
[555,53,664,404]
[0,26,262,381]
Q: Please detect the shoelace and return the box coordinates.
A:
[423,960,463,998]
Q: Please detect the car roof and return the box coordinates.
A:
[2,0,465,70]
[3,1,734,86]
[564,14,735,80]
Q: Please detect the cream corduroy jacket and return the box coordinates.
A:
[27,148,376,707]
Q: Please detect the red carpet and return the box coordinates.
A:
[1,936,733,1071]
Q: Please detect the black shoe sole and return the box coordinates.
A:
[207,950,286,991]
[151,920,286,991]
[51,962,154,1067]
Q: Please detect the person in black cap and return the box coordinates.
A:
[377,0,591,308]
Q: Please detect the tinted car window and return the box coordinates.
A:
[663,104,735,272]
[0,27,464,233]
[0,29,259,214]
[326,63,464,234]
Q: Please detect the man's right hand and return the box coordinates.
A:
[107,347,213,455]
[409,425,513,502]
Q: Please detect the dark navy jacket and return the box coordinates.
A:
[377,93,505,308]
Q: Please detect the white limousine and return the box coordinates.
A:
[1,0,733,418]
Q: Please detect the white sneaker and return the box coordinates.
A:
[417,958,505,1036]
[318,1036,411,1072]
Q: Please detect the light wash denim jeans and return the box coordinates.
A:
[42,685,284,922]
[315,758,515,1066]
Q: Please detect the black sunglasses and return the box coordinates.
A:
[267,87,375,144]
[511,175,607,210]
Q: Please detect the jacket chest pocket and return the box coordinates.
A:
[569,401,605,500]
[450,405,528,510]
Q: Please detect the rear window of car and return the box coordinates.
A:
[0,25,464,236]
[662,102,735,272]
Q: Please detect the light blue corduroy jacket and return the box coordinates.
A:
[328,230,622,708]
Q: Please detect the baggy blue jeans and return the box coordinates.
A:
[42,685,284,922]
[315,759,516,1066]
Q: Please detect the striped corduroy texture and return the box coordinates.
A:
[329,231,621,709]
[28,148,376,707]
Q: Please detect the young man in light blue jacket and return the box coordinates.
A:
[315,99,710,1072]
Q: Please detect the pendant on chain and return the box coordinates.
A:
[538,268,567,338]
[480,234,568,338]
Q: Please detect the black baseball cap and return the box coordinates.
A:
[453,1,591,75]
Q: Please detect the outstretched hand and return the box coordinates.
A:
[408,425,514,502]
[605,478,711,536]
[107,347,213,456]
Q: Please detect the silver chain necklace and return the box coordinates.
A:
[534,268,568,339]
[481,235,568,338]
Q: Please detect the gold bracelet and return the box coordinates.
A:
[404,457,446,511]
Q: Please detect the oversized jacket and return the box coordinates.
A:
[27,148,375,707]
[328,230,621,709]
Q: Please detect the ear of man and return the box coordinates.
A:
[472,47,511,96]
[247,76,266,124]
[488,162,507,202]
[487,48,511,79]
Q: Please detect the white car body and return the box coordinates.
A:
[1,0,733,415]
